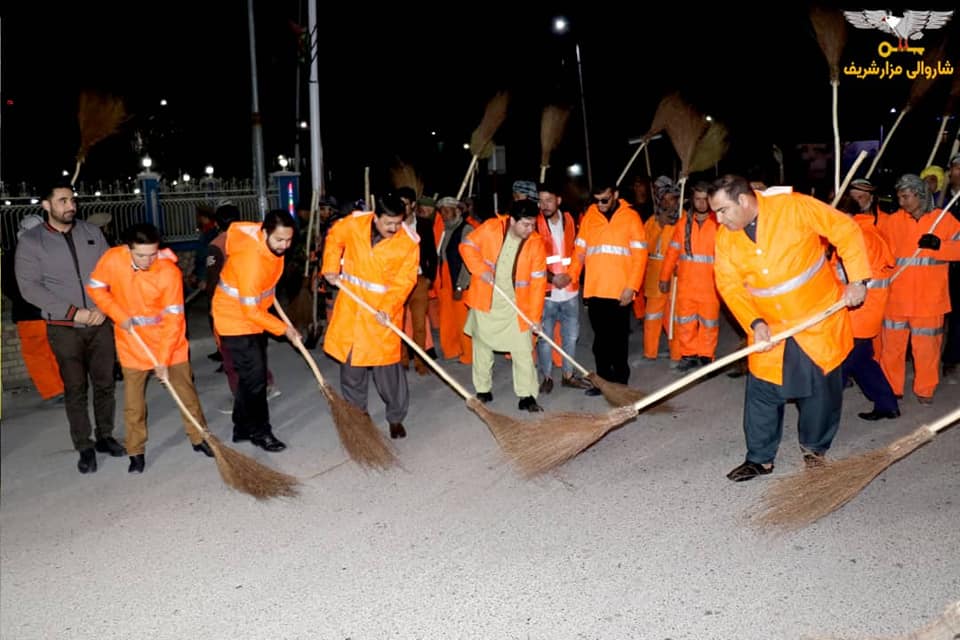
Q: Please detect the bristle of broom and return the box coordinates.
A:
[645,93,708,176]
[809,6,847,83]
[688,122,730,174]
[467,398,637,477]
[322,383,398,471]
[207,434,299,500]
[470,91,509,157]
[584,373,671,413]
[540,105,571,167]
[77,91,127,161]
[390,160,424,197]
[752,427,935,531]
[908,39,948,109]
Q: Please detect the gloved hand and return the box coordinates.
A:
[918,233,941,251]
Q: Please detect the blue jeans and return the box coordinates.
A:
[537,296,581,379]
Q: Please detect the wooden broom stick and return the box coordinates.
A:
[926,115,951,170]
[457,156,480,202]
[491,283,590,378]
[364,167,371,209]
[335,279,474,401]
[629,300,848,414]
[667,275,678,341]
[866,108,908,179]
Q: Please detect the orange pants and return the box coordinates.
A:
[880,314,944,399]
[404,276,435,354]
[438,284,472,364]
[643,294,680,360]
[673,295,720,359]
[16,320,65,399]
[633,293,645,320]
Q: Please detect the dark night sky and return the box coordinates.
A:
[2,2,959,202]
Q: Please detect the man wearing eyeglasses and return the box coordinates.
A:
[566,181,648,394]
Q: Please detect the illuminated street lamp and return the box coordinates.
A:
[552,16,592,189]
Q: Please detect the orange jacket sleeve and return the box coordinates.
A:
[527,236,547,324]
[659,221,682,284]
[321,217,347,275]
[236,254,287,336]
[157,263,186,365]
[627,212,648,293]
[713,231,764,335]
[460,223,493,280]
[801,196,871,283]
[87,251,131,327]
[381,239,420,318]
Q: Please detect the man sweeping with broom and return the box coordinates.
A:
[321,194,420,440]
[709,175,871,482]
[212,210,301,453]
[460,199,548,412]
[87,223,215,473]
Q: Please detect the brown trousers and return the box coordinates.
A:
[123,361,206,455]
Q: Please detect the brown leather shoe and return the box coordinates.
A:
[539,377,554,394]
[726,461,773,482]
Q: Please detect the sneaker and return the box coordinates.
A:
[476,391,493,404]
[518,396,544,412]
[539,377,554,394]
[266,385,282,401]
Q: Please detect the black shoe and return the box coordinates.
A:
[726,370,746,379]
[857,409,900,421]
[128,454,145,473]
[698,356,712,366]
[250,433,286,452]
[585,387,603,397]
[389,423,406,439]
[476,391,493,404]
[77,448,97,474]
[425,348,438,359]
[539,377,554,394]
[193,440,215,458]
[726,461,773,482]
[676,357,700,373]
[207,351,223,362]
[518,396,544,412]
[94,437,126,457]
[232,431,251,443]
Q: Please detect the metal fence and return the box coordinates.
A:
[1,187,279,249]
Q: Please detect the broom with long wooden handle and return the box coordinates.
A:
[810,7,847,196]
[71,91,127,186]
[615,138,654,188]
[489,283,669,411]
[507,299,850,477]
[667,274,679,341]
[272,300,397,471]
[127,327,299,499]
[540,105,571,183]
[334,280,636,462]
[457,92,509,201]
[927,72,960,171]
[754,406,960,532]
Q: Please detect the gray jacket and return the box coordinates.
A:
[15,219,111,327]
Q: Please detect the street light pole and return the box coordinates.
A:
[575,43,593,191]
[246,0,268,216]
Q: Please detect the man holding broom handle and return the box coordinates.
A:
[212,210,300,453]
[321,195,420,440]
[709,176,871,482]
[87,223,215,473]
[460,199,548,412]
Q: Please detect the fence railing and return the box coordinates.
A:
[1,188,279,249]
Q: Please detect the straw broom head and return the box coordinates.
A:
[467,399,637,477]
[645,92,709,177]
[470,91,509,157]
[321,383,399,471]
[688,121,730,174]
[76,91,128,163]
[809,6,847,84]
[390,160,424,197]
[751,427,935,532]
[207,434,300,500]
[584,373,673,413]
[908,38,949,110]
[540,105,571,167]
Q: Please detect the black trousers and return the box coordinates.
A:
[586,297,631,384]
[220,333,272,439]
[842,338,899,413]
[46,323,117,450]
